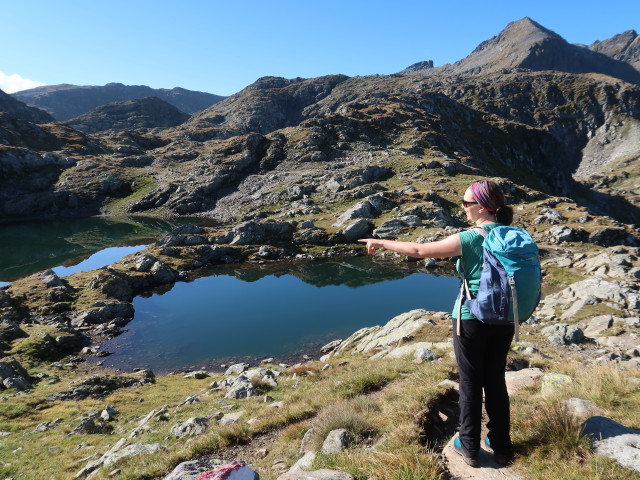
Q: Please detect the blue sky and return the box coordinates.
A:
[1,0,638,96]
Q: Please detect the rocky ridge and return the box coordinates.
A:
[65,96,191,134]
[12,83,225,121]
[402,17,640,85]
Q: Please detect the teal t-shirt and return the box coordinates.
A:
[451,223,503,320]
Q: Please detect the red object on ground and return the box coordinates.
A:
[196,462,245,480]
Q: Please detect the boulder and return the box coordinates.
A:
[589,228,638,247]
[335,309,436,354]
[103,443,164,467]
[225,381,258,399]
[372,218,411,239]
[289,452,316,472]
[333,201,376,227]
[537,278,638,320]
[72,302,134,326]
[134,253,158,272]
[541,372,573,395]
[170,417,209,437]
[383,342,438,361]
[575,247,640,280]
[548,226,586,243]
[225,363,250,375]
[321,429,349,454]
[219,411,244,426]
[341,219,372,242]
[162,460,202,480]
[70,418,113,435]
[504,368,544,395]
[277,470,354,480]
[582,416,640,472]
[564,398,606,419]
[299,428,315,455]
[46,372,155,401]
[584,315,615,337]
[540,324,584,345]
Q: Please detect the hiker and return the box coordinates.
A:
[359,179,531,468]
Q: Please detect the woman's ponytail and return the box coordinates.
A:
[495,205,513,225]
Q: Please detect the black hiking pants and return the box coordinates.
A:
[452,317,514,456]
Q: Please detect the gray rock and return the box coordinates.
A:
[2,376,32,391]
[170,417,209,437]
[584,315,614,337]
[320,340,342,354]
[342,219,372,242]
[564,398,606,419]
[373,218,410,239]
[277,469,355,480]
[71,418,112,435]
[184,370,210,379]
[225,363,250,375]
[335,309,436,354]
[538,278,638,320]
[541,372,573,395]
[225,381,258,399]
[134,254,158,272]
[103,443,164,467]
[34,418,62,432]
[289,451,316,472]
[162,460,202,480]
[219,411,244,426]
[0,357,30,382]
[582,416,640,471]
[548,226,586,243]
[590,228,638,247]
[541,324,585,345]
[333,201,376,227]
[321,429,349,454]
[101,406,119,422]
[504,368,544,395]
[299,428,315,455]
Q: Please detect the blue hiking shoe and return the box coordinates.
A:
[453,436,479,467]
[485,436,512,467]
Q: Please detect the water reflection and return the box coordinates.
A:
[100,257,459,372]
[0,216,215,282]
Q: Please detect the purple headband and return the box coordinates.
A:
[471,181,497,213]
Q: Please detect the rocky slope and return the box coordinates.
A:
[402,17,640,85]
[0,88,53,124]
[12,83,224,120]
[588,29,640,71]
[65,96,190,133]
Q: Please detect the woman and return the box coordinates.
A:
[358,179,514,468]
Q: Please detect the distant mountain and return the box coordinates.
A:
[0,88,53,124]
[177,74,349,141]
[588,30,640,71]
[12,83,225,121]
[402,17,640,85]
[66,96,190,133]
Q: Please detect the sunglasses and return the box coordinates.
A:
[461,199,478,207]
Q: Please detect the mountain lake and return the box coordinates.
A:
[0,217,460,372]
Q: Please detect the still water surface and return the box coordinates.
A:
[0,216,214,284]
[100,258,459,372]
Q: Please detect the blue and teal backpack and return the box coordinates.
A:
[457,226,541,341]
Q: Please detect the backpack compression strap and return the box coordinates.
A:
[509,276,520,342]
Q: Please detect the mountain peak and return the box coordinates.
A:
[472,17,561,54]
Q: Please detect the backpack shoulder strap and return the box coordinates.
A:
[469,226,488,238]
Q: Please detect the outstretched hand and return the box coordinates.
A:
[357,238,382,255]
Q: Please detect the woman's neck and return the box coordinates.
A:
[475,217,496,226]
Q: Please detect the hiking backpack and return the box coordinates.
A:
[457,225,542,342]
